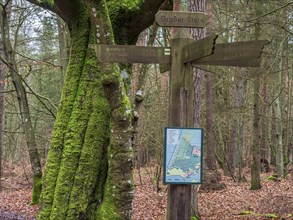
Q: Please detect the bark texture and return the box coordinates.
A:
[22,0,165,219]
[0,3,42,203]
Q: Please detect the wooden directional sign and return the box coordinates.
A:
[193,40,269,67]
[93,45,171,64]
[182,34,218,63]
[155,10,208,28]
[196,59,261,67]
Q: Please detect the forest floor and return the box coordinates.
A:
[0,162,292,220]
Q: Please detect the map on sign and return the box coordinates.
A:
[164,127,203,184]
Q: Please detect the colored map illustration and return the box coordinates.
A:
[165,128,203,184]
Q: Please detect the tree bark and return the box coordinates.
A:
[251,71,262,189]
[57,16,69,77]
[235,70,247,181]
[132,25,158,168]
[0,53,5,190]
[24,0,165,219]
[0,2,43,203]
[189,0,205,218]
[274,61,284,178]
[250,4,262,190]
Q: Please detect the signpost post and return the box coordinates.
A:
[93,8,269,220]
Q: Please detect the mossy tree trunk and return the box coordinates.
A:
[37,2,132,219]
[24,0,167,219]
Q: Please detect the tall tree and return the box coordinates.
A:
[0,1,43,203]
[250,1,262,190]
[188,0,205,218]
[0,52,4,190]
[23,0,166,219]
[201,0,226,191]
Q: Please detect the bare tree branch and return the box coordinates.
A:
[244,2,293,23]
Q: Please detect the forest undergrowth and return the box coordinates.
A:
[0,161,292,220]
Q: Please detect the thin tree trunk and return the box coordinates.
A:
[282,34,289,173]
[251,72,262,189]
[270,106,277,166]
[289,79,293,164]
[0,54,5,190]
[274,66,284,178]
[250,5,261,190]
[0,3,42,203]
[235,70,247,181]
[132,25,158,168]
[189,0,205,218]
[260,74,269,166]
[205,72,217,171]
[228,118,236,177]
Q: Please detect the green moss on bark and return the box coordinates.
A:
[38,3,94,219]
[65,26,110,219]
[38,0,134,219]
[95,1,134,218]
[32,174,42,204]
[98,63,134,220]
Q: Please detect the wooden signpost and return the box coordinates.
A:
[96,45,171,64]
[182,34,218,63]
[155,11,209,28]
[193,40,269,66]
[93,9,269,220]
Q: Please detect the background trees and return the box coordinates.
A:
[0,0,291,219]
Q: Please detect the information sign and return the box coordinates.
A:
[164,127,203,184]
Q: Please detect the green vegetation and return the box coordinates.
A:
[267,174,279,181]
[264,213,278,219]
[238,210,254,215]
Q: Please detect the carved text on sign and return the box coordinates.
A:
[155,11,208,28]
[95,45,171,64]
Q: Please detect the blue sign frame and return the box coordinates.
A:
[164,127,203,184]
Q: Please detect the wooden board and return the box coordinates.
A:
[93,45,171,64]
[182,34,218,63]
[196,59,261,67]
[193,40,269,65]
[155,10,208,28]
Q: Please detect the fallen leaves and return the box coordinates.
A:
[0,163,292,220]
[132,167,293,220]
[0,162,39,219]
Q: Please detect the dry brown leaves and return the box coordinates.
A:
[0,162,39,219]
[132,167,293,220]
[1,163,292,220]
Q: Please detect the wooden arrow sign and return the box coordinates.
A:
[182,34,218,63]
[193,40,269,67]
[155,10,208,28]
[92,45,171,64]
[196,59,261,67]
